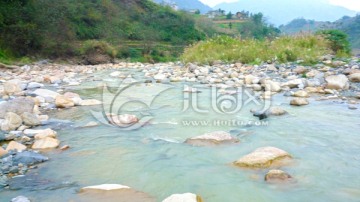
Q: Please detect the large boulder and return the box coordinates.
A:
[233,147,292,168]
[265,169,293,183]
[77,184,155,202]
[325,74,349,90]
[13,151,49,165]
[293,90,309,98]
[32,89,60,99]
[282,79,304,89]
[264,80,281,92]
[55,95,75,108]
[252,107,288,120]
[162,193,203,202]
[1,112,22,131]
[349,73,360,82]
[4,79,23,95]
[32,137,60,149]
[6,141,27,152]
[0,97,35,118]
[185,131,239,146]
[290,98,309,106]
[64,92,82,106]
[34,128,57,139]
[21,112,41,127]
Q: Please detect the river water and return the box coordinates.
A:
[1,68,360,202]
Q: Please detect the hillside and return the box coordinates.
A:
[214,0,357,26]
[0,0,205,61]
[280,15,360,49]
[152,0,211,13]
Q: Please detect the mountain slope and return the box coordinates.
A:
[153,0,211,13]
[214,0,357,26]
[280,15,360,48]
[0,0,205,58]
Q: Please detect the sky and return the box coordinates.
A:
[199,0,360,11]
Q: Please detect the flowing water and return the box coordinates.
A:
[1,68,360,202]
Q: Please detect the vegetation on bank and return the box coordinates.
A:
[181,35,333,65]
[0,0,205,63]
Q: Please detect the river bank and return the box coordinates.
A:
[1,56,360,201]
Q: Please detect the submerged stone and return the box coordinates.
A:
[185,131,239,146]
[265,169,293,183]
[76,184,155,202]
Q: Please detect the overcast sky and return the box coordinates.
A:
[199,0,360,11]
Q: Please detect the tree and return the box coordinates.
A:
[226,12,232,19]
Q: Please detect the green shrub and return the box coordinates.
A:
[181,34,331,65]
[79,40,117,58]
[317,30,351,56]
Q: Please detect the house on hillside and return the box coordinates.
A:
[206,10,224,18]
[236,11,249,19]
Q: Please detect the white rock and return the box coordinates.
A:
[33,89,60,99]
[162,193,200,202]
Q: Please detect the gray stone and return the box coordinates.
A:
[1,112,22,131]
[21,112,41,127]
[0,98,35,119]
[13,151,49,165]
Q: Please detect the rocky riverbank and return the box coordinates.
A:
[1,55,360,201]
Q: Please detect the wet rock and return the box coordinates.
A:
[13,151,49,165]
[6,141,27,152]
[11,196,31,202]
[79,99,102,106]
[32,89,60,99]
[0,147,8,157]
[290,98,309,106]
[293,66,307,74]
[356,93,360,99]
[32,137,60,150]
[293,90,309,98]
[34,128,57,140]
[55,95,75,108]
[64,92,82,106]
[0,175,8,187]
[233,147,292,168]
[264,80,281,92]
[26,82,44,89]
[348,105,358,110]
[265,169,293,182]
[185,131,239,146]
[267,107,287,116]
[325,74,349,90]
[108,114,139,126]
[0,97,35,118]
[282,79,304,89]
[162,193,203,202]
[4,79,22,95]
[21,112,41,127]
[77,184,155,202]
[1,112,23,131]
[349,73,360,82]
[60,145,70,151]
[154,74,167,81]
[110,71,121,77]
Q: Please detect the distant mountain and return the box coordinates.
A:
[280,15,360,48]
[153,0,211,13]
[214,0,357,26]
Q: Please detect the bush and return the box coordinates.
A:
[317,30,351,56]
[79,40,117,58]
[181,34,331,65]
